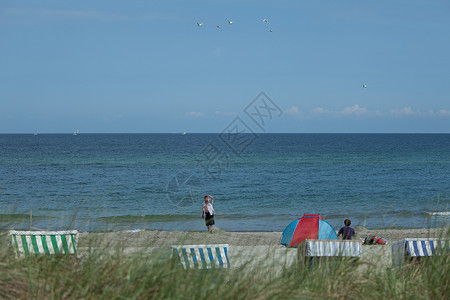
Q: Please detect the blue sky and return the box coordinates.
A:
[1,0,449,133]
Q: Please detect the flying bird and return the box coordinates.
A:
[269,29,274,32]
[197,22,202,27]
[263,19,269,23]
[362,83,367,88]
[216,25,221,28]
[227,20,233,25]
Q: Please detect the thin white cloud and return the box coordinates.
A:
[285,106,301,116]
[3,7,178,21]
[389,107,437,116]
[307,105,450,118]
[338,104,368,116]
[311,105,368,116]
[311,107,329,114]
[135,13,180,21]
[185,111,204,118]
[389,107,415,115]
[438,109,450,116]
[4,7,123,20]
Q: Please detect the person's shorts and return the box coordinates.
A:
[205,213,215,226]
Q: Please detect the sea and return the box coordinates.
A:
[0,133,449,232]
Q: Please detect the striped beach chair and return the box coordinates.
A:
[172,244,231,269]
[9,230,79,257]
[305,239,362,257]
[299,239,361,267]
[391,238,448,266]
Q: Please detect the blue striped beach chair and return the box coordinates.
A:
[9,230,79,257]
[391,238,448,266]
[172,244,231,269]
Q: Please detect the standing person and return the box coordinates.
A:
[202,194,215,232]
[338,219,356,240]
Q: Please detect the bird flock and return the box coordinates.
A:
[197,19,368,88]
[197,18,274,32]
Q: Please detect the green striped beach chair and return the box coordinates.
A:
[9,230,79,257]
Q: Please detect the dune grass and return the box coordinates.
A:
[0,232,448,300]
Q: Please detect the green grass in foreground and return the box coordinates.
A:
[0,233,449,300]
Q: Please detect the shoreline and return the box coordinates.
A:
[2,222,448,233]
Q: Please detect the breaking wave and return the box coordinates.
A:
[428,211,450,216]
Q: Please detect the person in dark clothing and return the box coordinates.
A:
[201,194,215,232]
[338,219,356,240]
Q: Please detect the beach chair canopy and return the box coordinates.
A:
[281,214,337,247]
[305,240,362,257]
[9,230,79,257]
[172,244,230,269]
[391,238,449,266]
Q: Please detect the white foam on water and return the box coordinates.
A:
[428,211,450,216]
[124,229,142,233]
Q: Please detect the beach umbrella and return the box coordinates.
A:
[281,214,337,247]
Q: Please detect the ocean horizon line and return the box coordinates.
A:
[1,132,449,135]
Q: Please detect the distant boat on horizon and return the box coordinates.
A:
[181,131,187,135]
[73,129,79,136]
[33,131,38,136]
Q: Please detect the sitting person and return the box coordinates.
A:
[338,219,356,240]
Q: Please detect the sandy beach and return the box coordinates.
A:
[74,226,448,270]
[78,226,448,248]
[3,226,445,267]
